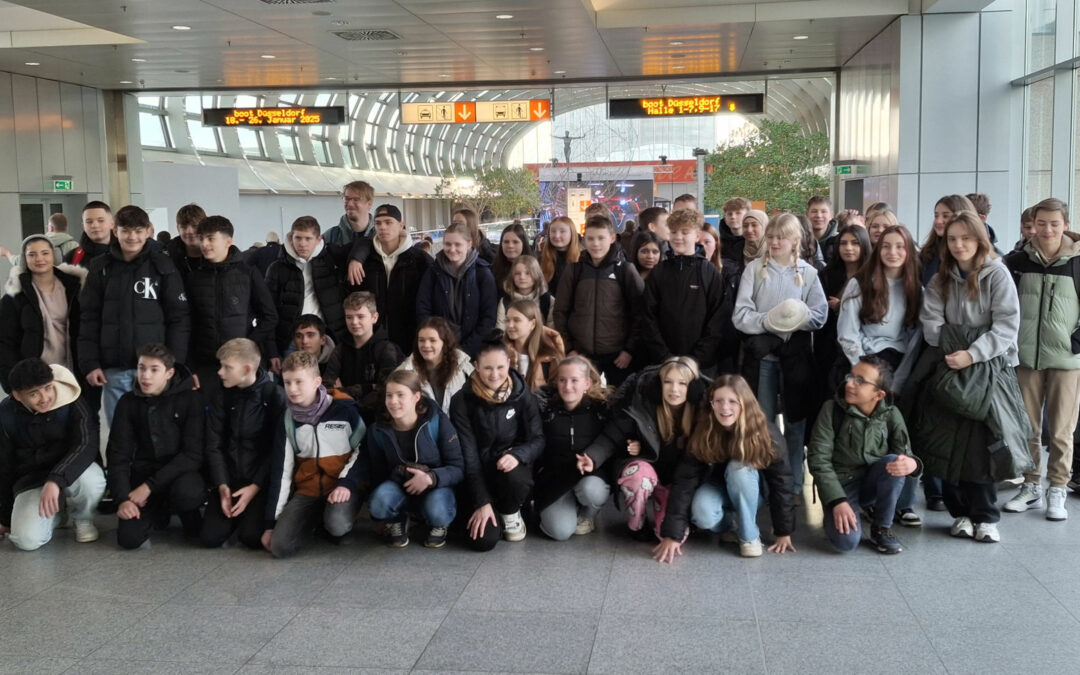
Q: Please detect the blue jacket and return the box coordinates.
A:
[416,254,497,357]
[339,399,464,491]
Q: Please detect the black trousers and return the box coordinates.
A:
[117,470,206,549]
[200,483,268,549]
[942,480,1000,524]
[467,462,534,552]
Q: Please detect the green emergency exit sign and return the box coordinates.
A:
[835,165,852,175]
[52,179,73,191]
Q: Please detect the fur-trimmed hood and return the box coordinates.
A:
[5,263,88,298]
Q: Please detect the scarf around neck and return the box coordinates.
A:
[289,385,332,425]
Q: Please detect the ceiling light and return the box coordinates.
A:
[440,73,450,78]
[324,76,338,80]
[793,35,809,40]
[496,14,513,19]
[119,80,133,84]
[529,46,544,51]
[172,25,191,30]
[24,61,40,66]
[260,54,276,59]
[554,70,566,74]
[672,65,685,70]
[131,58,146,62]
[669,40,684,46]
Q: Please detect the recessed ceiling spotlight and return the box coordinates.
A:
[793,34,809,40]
[325,76,338,80]
[440,73,450,78]
[529,46,544,51]
[131,57,146,62]
[496,14,513,19]
[672,65,685,70]
[172,25,191,30]
[554,70,566,74]
[669,40,684,46]
[119,80,133,84]
[260,54,276,59]
[24,61,40,66]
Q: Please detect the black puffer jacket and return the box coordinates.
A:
[661,422,795,540]
[449,370,544,509]
[163,236,201,283]
[0,365,97,526]
[635,254,729,369]
[204,369,286,489]
[185,247,278,366]
[64,233,115,267]
[585,365,710,485]
[78,241,190,373]
[323,328,405,419]
[533,388,611,511]
[264,239,347,356]
[554,246,644,356]
[358,239,433,353]
[105,364,204,499]
[0,264,87,393]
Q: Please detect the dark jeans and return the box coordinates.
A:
[942,480,999,524]
[117,470,206,550]
[588,352,633,387]
[270,491,361,558]
[466,462,534,552]
[823,454,905,553]
[200,483,269,549]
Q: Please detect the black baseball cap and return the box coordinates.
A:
[374,204,402,222]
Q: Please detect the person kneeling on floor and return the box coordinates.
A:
[0,358,105,550]
[807,356,920,554]
[339,370,463,549]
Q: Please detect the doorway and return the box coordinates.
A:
[19,195,86,240]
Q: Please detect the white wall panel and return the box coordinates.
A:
[0,73,18,192]
[60,83,87,187]
[37,79,65,184]
[976,10,1016,173]
[975,170,1015,246]
[82,86,105,195]
[11,74,43,192]
[919,14,980,173]
[142,161,240,240]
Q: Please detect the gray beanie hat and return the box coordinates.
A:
[17,234,54,272]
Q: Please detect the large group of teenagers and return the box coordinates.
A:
[1,178,1076,563]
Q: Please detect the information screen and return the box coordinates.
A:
[202,106,346,126]
[608,95,764,118]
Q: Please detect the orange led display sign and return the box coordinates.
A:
[608,95,764,119]
[202,106,346,127]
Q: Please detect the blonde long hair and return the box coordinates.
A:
[656,356,700,444]
[539,216,581,283]
[759,212,804,286]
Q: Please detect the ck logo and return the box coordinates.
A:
[134,277,158,300]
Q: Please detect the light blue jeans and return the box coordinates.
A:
[8,463,106,551]
[102,367,137,426]
[756,359,807,494]
[538,475,611,541]
[368,481,457,528]
[691,462,762,543]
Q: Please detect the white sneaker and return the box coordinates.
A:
[739,538,764,558]
[974,522,1000,543]
[74,520,99,543]
[950,516,974,538]
[1003,482,1044,513]
[1046,487,1068,521]
[502,511,526,542]
[574,516,595,536]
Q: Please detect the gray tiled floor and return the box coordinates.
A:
[3,487,1080,675]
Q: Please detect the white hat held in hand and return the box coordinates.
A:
[764,298,810,336]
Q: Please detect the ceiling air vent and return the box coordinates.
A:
[259,0,334,5]
[332,29,401,41]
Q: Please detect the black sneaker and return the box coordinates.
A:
[629,526,658,543]
[386,520,409,548]
[869,525,903,554]
[424,526,448,549]
[894,508,922,527]
[926,497,947,512]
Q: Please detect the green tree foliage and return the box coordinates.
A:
[436,166,540,219]
[703,119,830,214]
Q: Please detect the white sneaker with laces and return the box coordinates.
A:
[950,516,974,538]
[1046,486,1068,521]
[974,522,1000,543]
[74,520,99,543]
[574,515,595,536]
[502,511,526,542]
[1003,482,1044,513]
[739,538,764,558]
